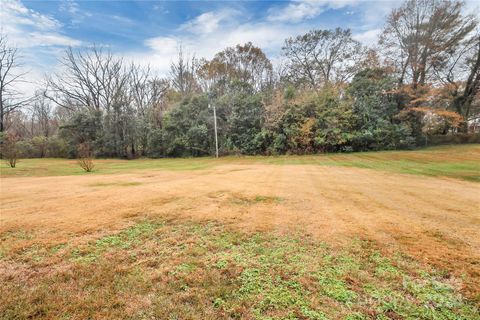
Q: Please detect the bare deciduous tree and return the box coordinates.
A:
[451,34,480,124]
[129,64,169,154]
[282,28,366,89]
[31,91,55,138]
[169,45,200,97]
[198,42,273,93]
[0,34,29,132]
[46,46,136,157]
[380,0,477,88]
[77,142,95,172]
[45,46,128,114]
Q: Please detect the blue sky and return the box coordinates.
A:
[1,0,479,95]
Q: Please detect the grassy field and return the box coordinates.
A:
[1,145,479,319]
[1,144,479,181]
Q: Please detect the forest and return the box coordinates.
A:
[1,0,479,159]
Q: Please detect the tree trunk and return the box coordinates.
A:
[452,38,480,132]
[0,91,4,133]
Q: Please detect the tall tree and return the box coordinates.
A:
[198,42,273,93]
[129,64,169,155]
[169,45,200,97]
[451,34,480,122]
[380,0,477,88]
[0,34,28,132]
[282,28,365,89]
[31,91,55,138]
[45,46,129,113]
[46,46,135,157]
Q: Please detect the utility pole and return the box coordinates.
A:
[208,92,219,158]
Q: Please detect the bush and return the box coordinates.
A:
[1,134,20,168]
[47,137,69,158]
[15,140,34,158]
[77,143,95,172]
[146,129,165,158]
[427,133,480,145]
[31,136,49,158]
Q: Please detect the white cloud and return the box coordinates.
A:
[1,1,59,31]
[179,10,240,34]
[153,3,169,14]
[59,0,92,26]
[111,15,135,25]
[0,0,83,97]
[27,32,82,47]
[59,0,80,15]
[180,12,222,34]
[137,18,310,76]
[267,0,359,23]
[0,0,82,48]
[131,7,311,76]
[144,37,179,56]
[353,28,381,45]
[9,0,476,98]
[134,2,393,77]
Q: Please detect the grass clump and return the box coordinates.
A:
[231,194,284,205]
[68,220,160,264]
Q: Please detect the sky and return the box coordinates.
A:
[1,0,479,96]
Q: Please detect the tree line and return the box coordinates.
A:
[1,0,479,160]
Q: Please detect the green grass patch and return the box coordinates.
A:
[0,157,214,177]
[1,218,477,319]
[230,194,284,205]
[1,145,479,181]
[69,220,160,264]
[253,144,480,182]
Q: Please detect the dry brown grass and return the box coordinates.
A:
[1,218,478,319]
[1,160,479,304]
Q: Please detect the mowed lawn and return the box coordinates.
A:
[1,145,479,319]
[1,144,480,181]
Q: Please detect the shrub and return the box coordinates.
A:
[31,136,48,158]
[146,129,164,158]
[47,137,69,158]
[1,134,20,168]
[77,142,95,172]
[15,140,35,158]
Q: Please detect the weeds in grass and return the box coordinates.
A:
[50,243,66,253]
[230,194,284,205]
[1,219,478,319]
[68,220,160,264]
